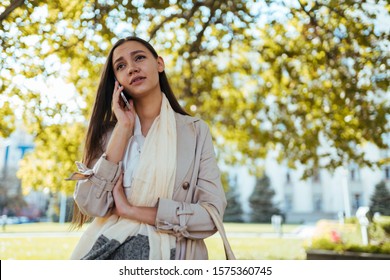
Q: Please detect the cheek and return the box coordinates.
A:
[154,65,162,79]
[117,75,127,88]
[152,72,160,86]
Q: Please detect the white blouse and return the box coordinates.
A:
[122,115,145,195]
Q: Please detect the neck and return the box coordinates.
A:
[134,92,163,136]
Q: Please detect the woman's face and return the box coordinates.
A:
[112,40,164,99]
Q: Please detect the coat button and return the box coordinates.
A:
[182,181,190,190]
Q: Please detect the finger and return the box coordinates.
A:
[113,80,119,97]
[112,84,123,100]
[123,99,135,117]
[112,85,124,110]
[128,99,135,112]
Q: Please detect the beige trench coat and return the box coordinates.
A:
[73,113,227,260]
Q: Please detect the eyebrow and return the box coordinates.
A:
[113,50,147,66]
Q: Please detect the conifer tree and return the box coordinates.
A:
[223,176,244,223]
[249,175,281,223]
[370,181,390,216]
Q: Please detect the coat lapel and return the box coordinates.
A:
[174,113,199,190]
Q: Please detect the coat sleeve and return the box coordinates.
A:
[71,129,122,217]
[155,121,227,240]
[72,154,123,217]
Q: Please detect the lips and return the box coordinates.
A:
[130,76,146,85]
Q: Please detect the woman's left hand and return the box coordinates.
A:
[112,173,158,225]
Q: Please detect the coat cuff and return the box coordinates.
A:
[156,198,194,239]
[93,153,122,184]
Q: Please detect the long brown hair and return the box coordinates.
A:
[71,36,189,228]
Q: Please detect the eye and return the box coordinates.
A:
[135,55,146,62]
[116,63,125,71]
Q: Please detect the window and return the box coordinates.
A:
[285,195,293,211]
[385,166,390,180]
[313,194,322,211]
[354,193,361,211]
[349,165,360,181]
[350,169,355,181]
[313,169,320,182]
[286,172,291,184]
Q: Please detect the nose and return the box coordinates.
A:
[128,64,140,75]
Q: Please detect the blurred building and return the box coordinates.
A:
[0,126,34,192]
[234,140,390,224]
[0,126,47,219]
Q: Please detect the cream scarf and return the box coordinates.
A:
[71,93,177,260]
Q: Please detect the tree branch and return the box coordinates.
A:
[149,1,204,39]
[297,0,318,26]
[149,13,179,40]
[0,0,24,23]
[188,1,219,55]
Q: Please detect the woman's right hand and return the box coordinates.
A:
[105,81,136,163]
[112,80,136,134]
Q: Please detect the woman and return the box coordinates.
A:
[68,36,227,260]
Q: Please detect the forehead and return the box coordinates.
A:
[113,41,150,59]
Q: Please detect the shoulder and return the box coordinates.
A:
[174,112,200,125]
[174,113,210,133]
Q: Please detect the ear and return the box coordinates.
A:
[157,56,165,73]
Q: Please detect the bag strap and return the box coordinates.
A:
[201,203,236,260]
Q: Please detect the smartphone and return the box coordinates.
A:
[115,79,131,110]
[120,91,131,110]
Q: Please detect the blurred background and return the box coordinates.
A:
[0,0,389,259]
